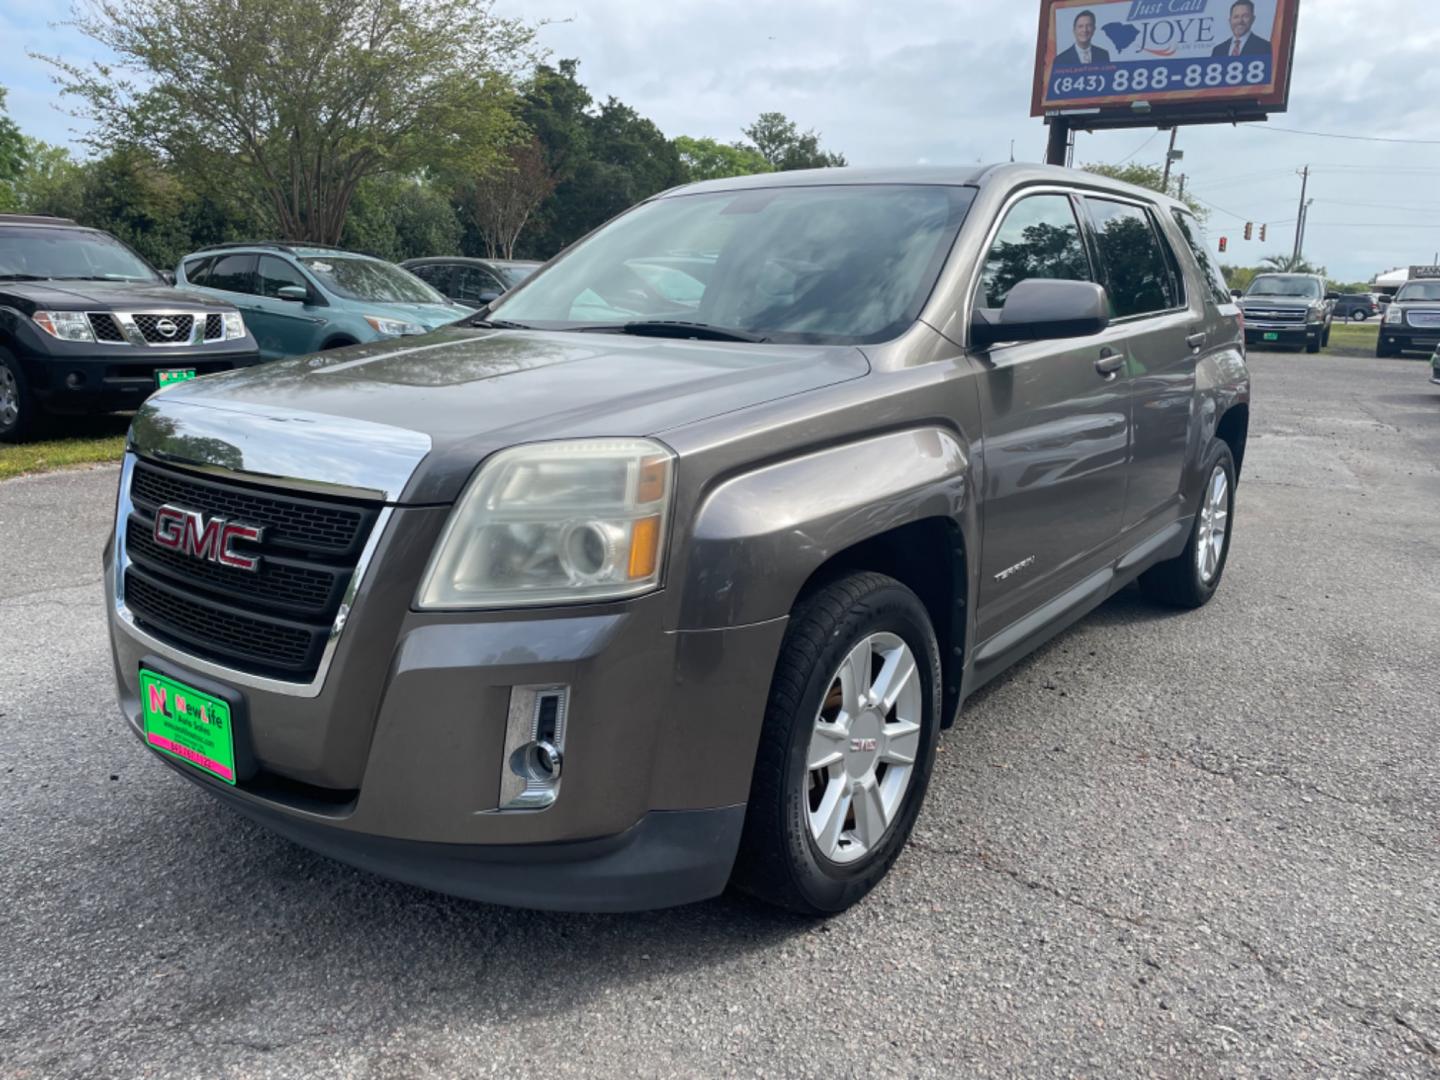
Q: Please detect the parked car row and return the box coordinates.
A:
[0,216,542,440]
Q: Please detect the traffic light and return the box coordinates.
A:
[1219,236,1228,253]
[1260,224,1267,242]
[1244,222,1253,241]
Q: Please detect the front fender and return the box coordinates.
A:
[677,426,972,630]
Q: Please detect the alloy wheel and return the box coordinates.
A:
[805,632,923,865]
[0,366,19,430]
[1195,465,1230,584]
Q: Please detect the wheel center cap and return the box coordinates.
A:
[846,711,882,777]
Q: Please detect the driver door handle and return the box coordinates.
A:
[1186,331,1207,349]
[1095,349,1125,379]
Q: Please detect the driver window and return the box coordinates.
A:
[978,194,1093,310]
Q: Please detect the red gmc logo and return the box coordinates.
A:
[153,504,264,573]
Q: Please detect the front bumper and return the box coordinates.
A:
[1380,326,1440,354]
[1244,323,1318,347]
[106,500,787,911]
[24,336,263,412]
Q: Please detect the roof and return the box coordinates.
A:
[656,163,1194,212]
[401,256,542,268]
[0,214,81,227]
[189,241,365,258]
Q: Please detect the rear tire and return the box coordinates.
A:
[1139,441,1237,610]
[730,572,942,916]
[0,351,43,443]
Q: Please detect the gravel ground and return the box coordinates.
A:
[1,352,1437,1079]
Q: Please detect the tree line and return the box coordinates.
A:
[0,0,843,270]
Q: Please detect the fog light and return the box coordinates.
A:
[499,685,569,810]
[65,372,86,388]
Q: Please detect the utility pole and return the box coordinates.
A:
[1161,128,1179,189]
[1176,174,1187,199]
[1292,166,1310,263]
[1296,198,1315,263]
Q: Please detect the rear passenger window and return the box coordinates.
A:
[206,254,257,295]
[978,193,1092,309]
[1084,199,1177,318]
[1171,209,1233,307]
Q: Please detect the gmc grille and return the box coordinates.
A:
[122,459,382,681]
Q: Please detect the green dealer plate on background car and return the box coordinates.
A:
[156,368,197,389]
[1263,332,1280,341]
[139,670,236,784]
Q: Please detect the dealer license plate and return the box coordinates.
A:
[156,368,197,389]
[139,670,236,784]
[1263,332,1280,342]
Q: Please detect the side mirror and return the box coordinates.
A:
[1325,291,1340,301]
[277,285,309,303]
[1230,289,1244,300]
[971,279,1110,350]
[478,289,502,305]
[160,270,176,286]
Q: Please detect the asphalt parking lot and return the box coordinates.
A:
[1,350,1437,1079]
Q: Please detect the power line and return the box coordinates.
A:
[1248,124,1440,146]
[1114,130,1160,165]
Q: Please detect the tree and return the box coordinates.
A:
[0,88,28,211]
[742,112,845,171]
[462,140,556,259]
[343,174,463,261]
[1260,253,1325,275]
[673,136,772,183]
[43,0,534,244]
[1081,161,1206,220]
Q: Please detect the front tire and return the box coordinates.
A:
[1376,337,1397,358]
[0,351,42,443]
[1139,441,1237,609]
[731,572,942,915]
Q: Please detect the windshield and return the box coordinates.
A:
[300,257,449,304]
[0,226,159,283]
[1396,282,1440,302]
[1246,275,1322,299]
[490,184,976,344]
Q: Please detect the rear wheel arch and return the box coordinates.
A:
[1215,402,1249,478]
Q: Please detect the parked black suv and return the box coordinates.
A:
[0,215,261,440]
[1378,278,1440,357]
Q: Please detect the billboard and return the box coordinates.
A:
[1031,0,1300,119]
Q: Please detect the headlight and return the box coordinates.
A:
[32,311,95,342]
[222,311,248,340]
[1308,304,1324,321]
[1385,304,1403,324]
[417,438,675,610]
[365,315,426,337]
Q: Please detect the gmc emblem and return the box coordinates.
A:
[153,504,264,573]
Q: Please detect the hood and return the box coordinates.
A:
[0,279,234,313]
[135,326,870,503]
[366,301,472,329]
[1240,295,1318,309]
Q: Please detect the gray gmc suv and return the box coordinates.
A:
[105,165,1250,915]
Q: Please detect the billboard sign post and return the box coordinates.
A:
[1033,0,1301,162]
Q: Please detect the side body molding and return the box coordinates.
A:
[678,427,971,630]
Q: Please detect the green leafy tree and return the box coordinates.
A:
[1081,161,1206,220]
[461,139,556,259]
[512,62,685,259]
[1260,253,1325,275]
[42,0,535,244]
[343,174,463,262]
[673,136,772,183]
[742,112,846,171]
[0,88,29,211]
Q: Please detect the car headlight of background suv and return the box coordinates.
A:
[1385,304,1403,324]
[32,311,95,342]
[417,438,675,610]
[364,315,427,337]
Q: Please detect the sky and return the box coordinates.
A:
[5,0,1439,283]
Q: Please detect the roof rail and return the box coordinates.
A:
[0,213,81,226]
[195,240,358,255]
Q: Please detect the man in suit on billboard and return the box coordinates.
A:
[1211,0,1271,57]
[1054,10,1111,67]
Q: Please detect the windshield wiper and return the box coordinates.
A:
[0,273,52,282]
[619,320,768,343]
[469,316,534,330]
